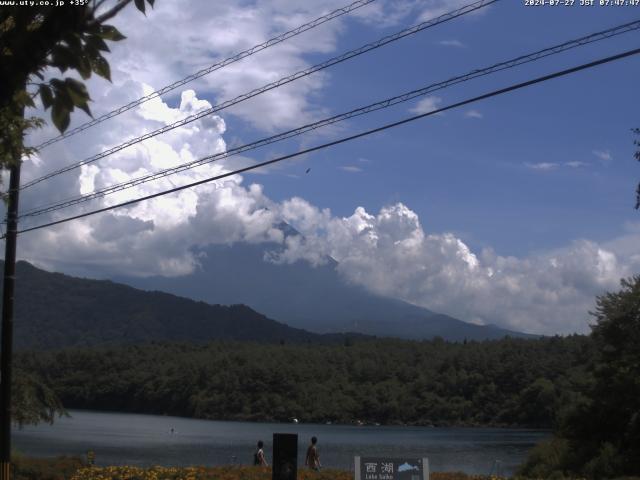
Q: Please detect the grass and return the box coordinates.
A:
[68,466,503,480]
[11,458,507,480]
[22,457,640,480]
[12,455,84,480]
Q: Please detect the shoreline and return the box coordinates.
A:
[55,407,554,431]
[15,409,546,477]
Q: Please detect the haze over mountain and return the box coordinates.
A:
[1,261,362,351]
[117,237,532,341]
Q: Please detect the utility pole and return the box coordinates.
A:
[0,162,21,480]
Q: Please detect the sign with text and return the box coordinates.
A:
[354,457,429,480]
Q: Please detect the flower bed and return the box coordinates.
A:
[69,466,500,480]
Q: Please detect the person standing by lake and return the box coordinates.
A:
[254,440,268,466]
[305,436,321,470]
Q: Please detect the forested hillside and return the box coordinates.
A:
[17,335,592,428]
[3,259,529,348]
[2,261,362,349]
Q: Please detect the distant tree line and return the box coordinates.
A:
[17,335,593,428]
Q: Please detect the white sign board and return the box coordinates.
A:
[354,456,429,480]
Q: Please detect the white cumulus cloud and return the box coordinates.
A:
[410,96,442,115]
[525,162,559,171]
[14,90,640,335]
[268,201,640,335]
[465,110,483,119]
[593,150,613,162]
[565,161,588,168]
[6,0,638,339]
[439,39,466,48]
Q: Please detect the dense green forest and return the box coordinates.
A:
[17,335,592,428]
[13,277,640,478]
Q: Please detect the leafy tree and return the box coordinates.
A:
[577,276,640,476]
[520,276,640,478]
[0,0,155,425]
[11,367,66,427]
[0,0,155,175]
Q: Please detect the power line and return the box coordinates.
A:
[32,0,377,151]
[24,0,495,188]
[22,0,498,190]
[19,19,640,219]
[9,46,640,239]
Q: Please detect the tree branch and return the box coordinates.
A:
[92,0,111,15]
[89,0,133,27]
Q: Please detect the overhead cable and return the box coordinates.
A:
[32,0,377,150]
[19,19,640,219]
[9,46,640,238]
[22,0,498,190]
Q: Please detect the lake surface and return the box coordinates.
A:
[13,410,548,477]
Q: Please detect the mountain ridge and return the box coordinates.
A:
[117,241,533,341]
[0,260,365,350]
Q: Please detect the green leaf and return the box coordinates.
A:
[13,90,34,108]
[50,80,74,111]
[76,55,92,80]
[64,78,89,95]
[39,85,53,110]
[91,55,111,82]
[76,102,92,118]
[86,34,110,53]
[98,25,126,41]
[63,79,92,118]
[51,100,71,133]
[134,0,146,14]
[63,33,81,52]
[49,78,65,90]
[64,78,91,104]
[51,46,75,73]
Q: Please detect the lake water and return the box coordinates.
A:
[13,410,549,477]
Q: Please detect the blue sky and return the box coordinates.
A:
[13,0,640,334]
[231,2,640,257]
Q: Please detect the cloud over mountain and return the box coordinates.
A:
[268,199,639,335]
[7,0,638,337]
[16,81,640,336]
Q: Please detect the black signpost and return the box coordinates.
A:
[354,457,429,480]
[272,433,298,480]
